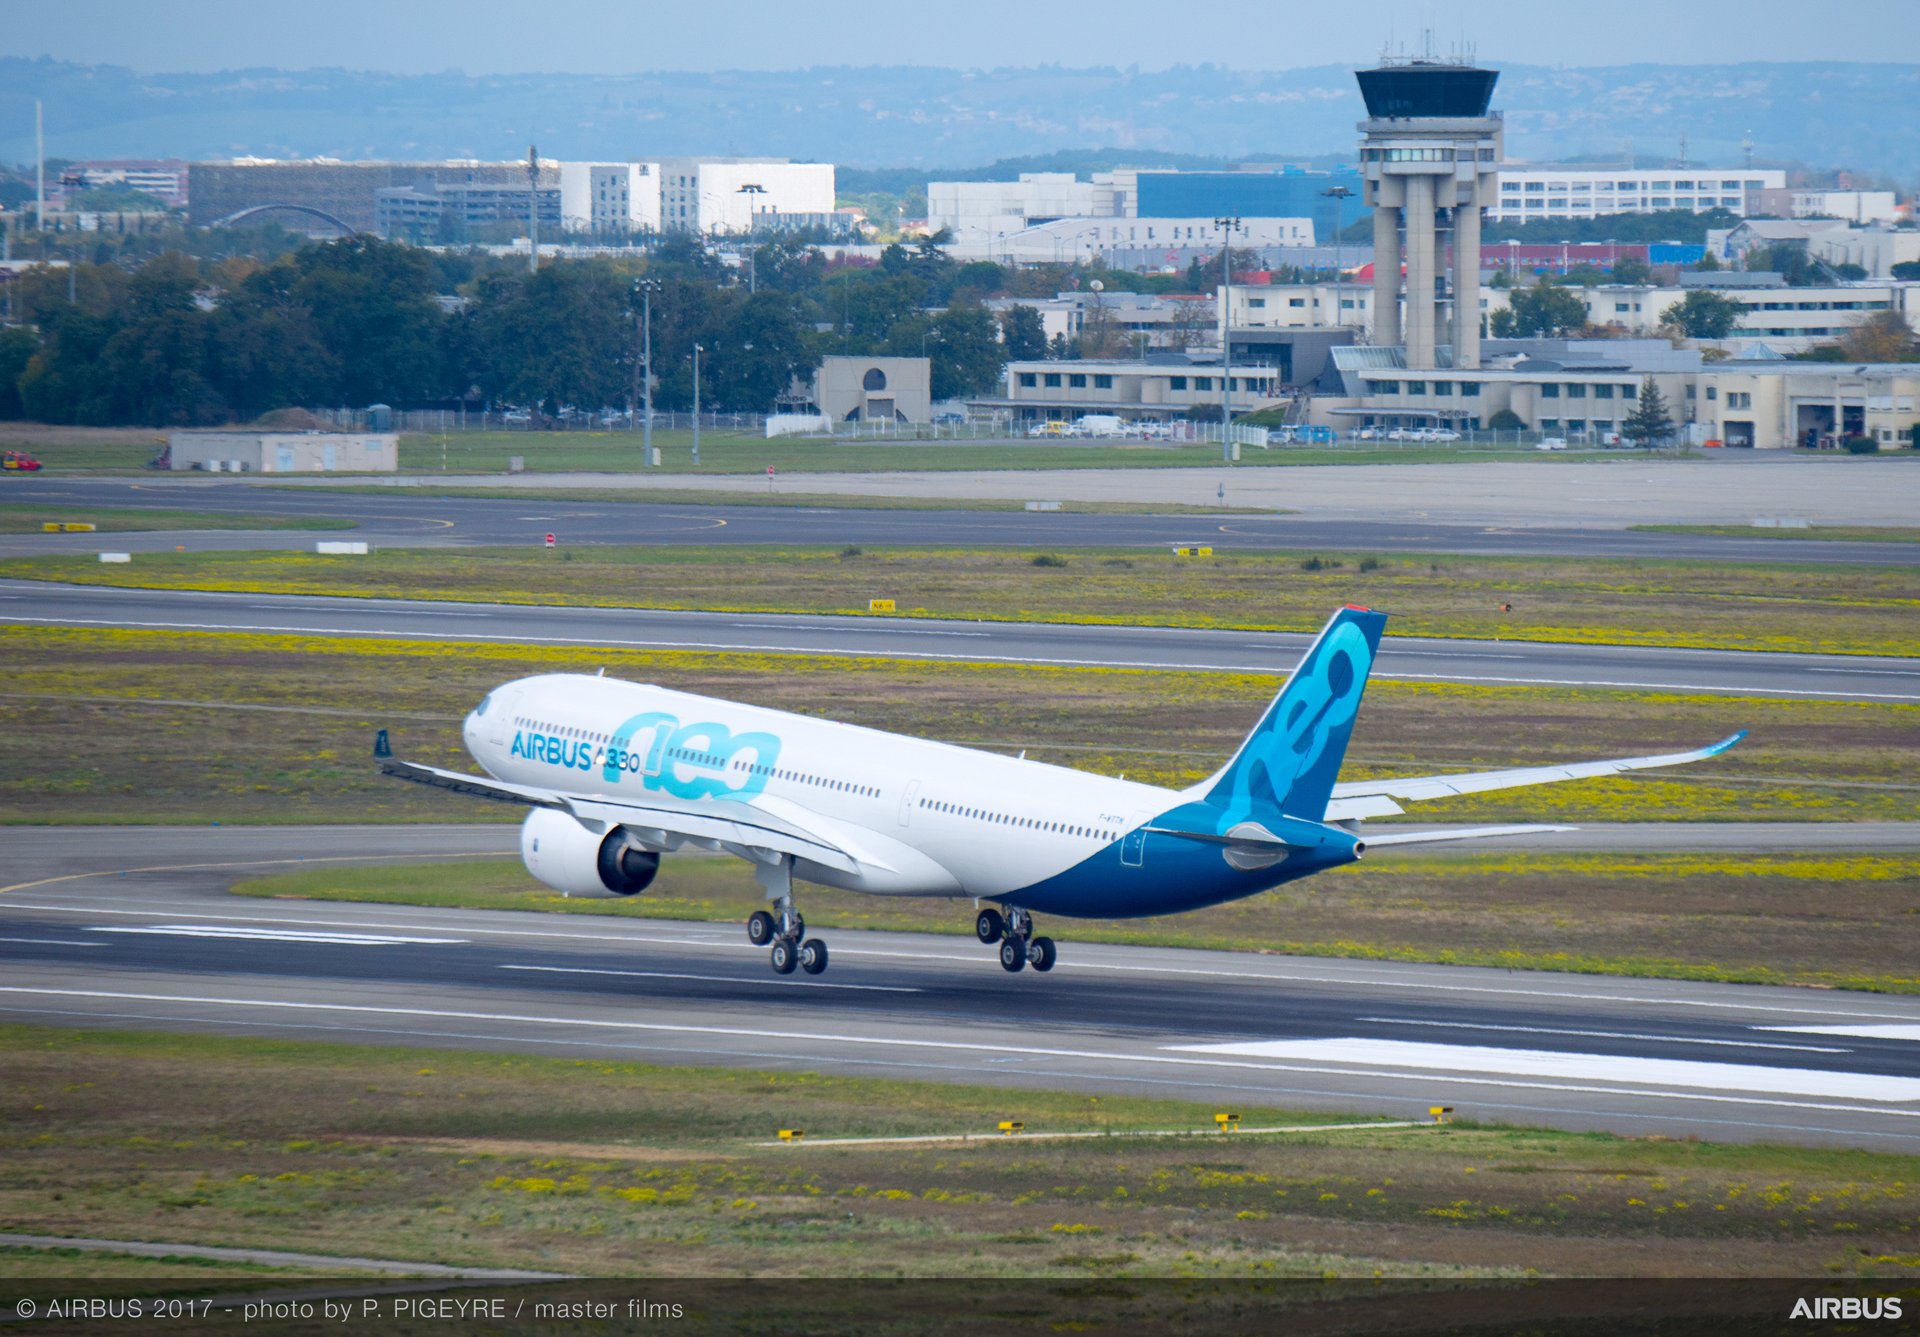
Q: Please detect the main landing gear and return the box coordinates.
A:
[975,906,1055,974]
[748,858,827,976]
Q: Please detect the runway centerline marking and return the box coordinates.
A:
[500,964,920,994]
[1761,1024,1920,1042]
[1357,1016,1852,1053]
[90,926,466,946]
[0,936,104,948]
[1169,1037,1920,1104]
[3,985,1916,1121]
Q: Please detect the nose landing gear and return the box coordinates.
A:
[981,906,1055,974]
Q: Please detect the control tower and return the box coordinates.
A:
[1356,56,1501,370]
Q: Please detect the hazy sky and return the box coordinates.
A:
[6,0,1916,73]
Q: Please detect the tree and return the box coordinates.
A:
[1076,295,1127,360]
[0,327,40,420]
[1622,377,1674,446]
[287,237,447,404]
[999,305,1048,362]
[1839,309,1920,363]
[1494,279,1589,337]
[1692,249,1721,272]
[468,261,631,411]
[1610,257,1653,286]
[927,305,1005,400]
[1660,290,1744,340]
[1892,260,1920,282]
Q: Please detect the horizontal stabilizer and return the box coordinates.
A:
[1331,732,1746,805]
[1361,824,1576,848]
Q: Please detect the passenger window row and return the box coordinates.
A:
[920,797,1111,841]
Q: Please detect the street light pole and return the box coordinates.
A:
[637,277,661,466]
[1213,215,1241,463]
[1321,185,1354,281]
[691,343,703,466]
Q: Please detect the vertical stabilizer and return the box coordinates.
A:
[1201,606,1386,823]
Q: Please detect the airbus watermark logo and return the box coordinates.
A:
[1789,1296,1902,1320]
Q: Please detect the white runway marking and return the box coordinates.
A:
[500,963,919,994]
[0,936,104,948]
[1762,1024,1920,1042]
[1357,1016,1851,1054]
[2,985,1917,1121]
[90,925,465,946]
[1169,1038,1920,1104]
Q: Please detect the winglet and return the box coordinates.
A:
[1706,730,1747,756]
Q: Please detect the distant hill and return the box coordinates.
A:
[3,57,1917,177]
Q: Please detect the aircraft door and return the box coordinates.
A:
[898,780,921,827]
[1120,810,1149,868]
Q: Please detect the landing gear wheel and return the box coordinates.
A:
[975,908,1005,944]
[770,938,798,975]
[747,910,775,946]
[999,937,1027,973]
[799,938,829,975]
[1028,936,1057,973]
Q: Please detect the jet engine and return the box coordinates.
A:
[519,808,660,897]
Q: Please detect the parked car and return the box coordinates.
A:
[2,449,43,472]
[1535,436,1570,451]
[1427,428,1462,442]
[932,411,966,425]
[1354,426,1384,442]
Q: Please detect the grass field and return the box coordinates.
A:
[0,625,1908,831]
[0,504,354,534]
[283,483,1252,514]
[0,427,1622,477]
[6,1024,1917,1280]
[388,429,1594,476]
[1635,524,1920,543]
[235,850,1920,994]
[4,543,1917,657]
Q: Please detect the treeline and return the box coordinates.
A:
[0,235,1076,427]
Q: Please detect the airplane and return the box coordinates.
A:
[380,606,1744,978]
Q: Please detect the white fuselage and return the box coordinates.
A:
[466,673,1185,900]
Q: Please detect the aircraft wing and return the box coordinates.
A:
[1323,731,1746,822]
[379,759,869,876]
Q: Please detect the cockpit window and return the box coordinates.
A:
[473,694,491,717]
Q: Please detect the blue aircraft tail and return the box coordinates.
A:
[1201,605,1387,824]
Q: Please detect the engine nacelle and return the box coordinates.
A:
[520,808,660,897]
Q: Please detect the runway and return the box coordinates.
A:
[6,476,1919,565]
[6,579,1917,703]
[3,826,1918,1151]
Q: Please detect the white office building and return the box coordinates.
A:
[557,162,662,235]
[658,159,836,235]
[1749,189,1902,225]
[955,215,1313,266]
[1224,282,1375,331]
[928,172,1131,248]
[1489,166,1786,221]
